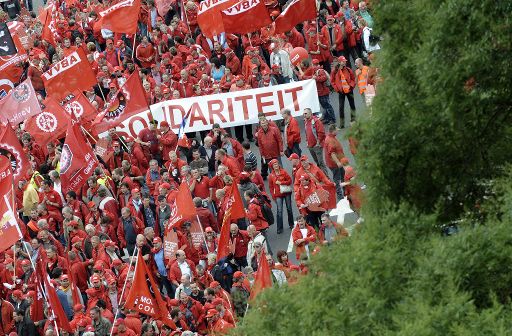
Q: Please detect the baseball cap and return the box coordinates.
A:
[206,309,218,318]
[338,56,347,63]
[210,281,220,287]
[87,201,96,208]
[153,237,162,244]
[288,153,300,160]
[205,227,214,233]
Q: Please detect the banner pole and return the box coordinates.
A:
[80,125,97,144]
[247,33,253,47]
[109,246,138,336]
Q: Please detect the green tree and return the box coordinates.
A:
[235,0,512,334]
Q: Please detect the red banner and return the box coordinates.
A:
[274,0,317,34]
[0,35,28,97]
[60,122,99,195]
[125,252,177,328]
[0,78,43,125]
[216,183,245,262]
[7,21,32,51]
[197,0,238,38]
[96,0,141,34]
[0,123,30,185]
[24,97,69,146]
[221,0,272,35]
[163,228,179,261]
[92,71,148,134]
[40,2,59,46]
[41,48,96,99]
[0,157,23,253]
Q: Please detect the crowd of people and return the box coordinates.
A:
[0,0,379,334]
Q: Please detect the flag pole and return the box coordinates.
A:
[21,243,61,336]
[109,246,139,336]
[195,215,210,253]
[131,33,137,60]
[247,33,253,47]
[80,125,97,144]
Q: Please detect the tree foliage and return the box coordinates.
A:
[235,0,512,335]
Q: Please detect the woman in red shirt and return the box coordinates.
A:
[268,159,294,233]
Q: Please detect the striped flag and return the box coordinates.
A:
[176,107,192,148]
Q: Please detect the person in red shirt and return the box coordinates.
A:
[214,149,240,178]
[324,124,348,201]
[281,108,302,157]
[332,56,357,128]
[244,190,272,254]
[103,38,121,67]
[268,159,294,232]
[137,120,160,162]
[206,308,234,334]
[303,108,330,176]
[135,36,155,69]
[158,121,177,164]
[38,180,63,213]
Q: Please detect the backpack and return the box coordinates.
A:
[363,27,381,51]
[316,69,333,91]
[255,193,275,225]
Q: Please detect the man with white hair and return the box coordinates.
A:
[269,42,293,83]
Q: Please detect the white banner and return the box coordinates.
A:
[113,80,319,138]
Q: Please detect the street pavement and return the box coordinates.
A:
[255,89,366,261]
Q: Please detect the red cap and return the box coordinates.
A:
[131,188,140,194]
[210,281,220,287]
[60,274,69,281]
[12,290,22,298]
[205,227,214,233]
[162,87,170,94]
[93,261,104,270]
[268,159,278,167]
[3,258,13,265]
[312,59,320,65]
[115,318,125,326]
[239,172,250,179]
[85,326,95,332]
[270,10,280,17]
[104,240,116,248]
[300,155,309,162]
[160,120,169,127]
[288,153,300,160]
[112,259,123,266]
[74,304,84,312]
[67,220,78,228]
[168,299,180,306]
[326,15,334,20]
[112,141,120,147]
[212,298,224,306]
[271,64,280,69]
[87,201,96,208]
[153,237,162,244]
[160,183,171,190]
[206,309,219,318]
[338,56,347,63]
[21,259,30,267]
[71,236,81,244]
[90,275,101,284]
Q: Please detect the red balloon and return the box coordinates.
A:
[289,47,309,66]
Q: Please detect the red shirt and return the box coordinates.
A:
[192,176,210,199]
[304,116,326,148]
[38,189,63,212]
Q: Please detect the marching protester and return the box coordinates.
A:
[0,0,378,333]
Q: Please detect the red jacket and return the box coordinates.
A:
[292,224,317,259]
[294,181,328,214]
[268,168,293,199]
[304,116,326,148]
[0,300,14,335]
[333,66,356,93]
[196,207,219,233]
[160,130,178,161]
[221,156,241,178]
[321,24,344,51]
[222,138,245,169]
[254,124,283,159]
[229,230,250,259]
[117,216,145,248]
[246,199,269,231]
[168,259,197,284]
[284,117,301,149]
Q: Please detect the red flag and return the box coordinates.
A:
[125,252,177,329]
[35,258,73,332]
[40,2,59,45]
[0,123,29,185]
[221,0,272,35]
[0,35,27,97]
[31,282,45,323]
[95,0,141,34]
[60,122,99,195]
[227,182,246,222]
[197,0,239,38]
[24,97,69,146]
[41,48,96,99]
[92,72,149,134]
[61,90,98,123]
[0,157,23,253]
[274,0,317,34]
[7,21,33,51]
[216,208,232,262]
[155,0,173,17]
[216,184,245,262]
[166,182,197,230]
[0,78,43,125]
[249,251,272,300]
